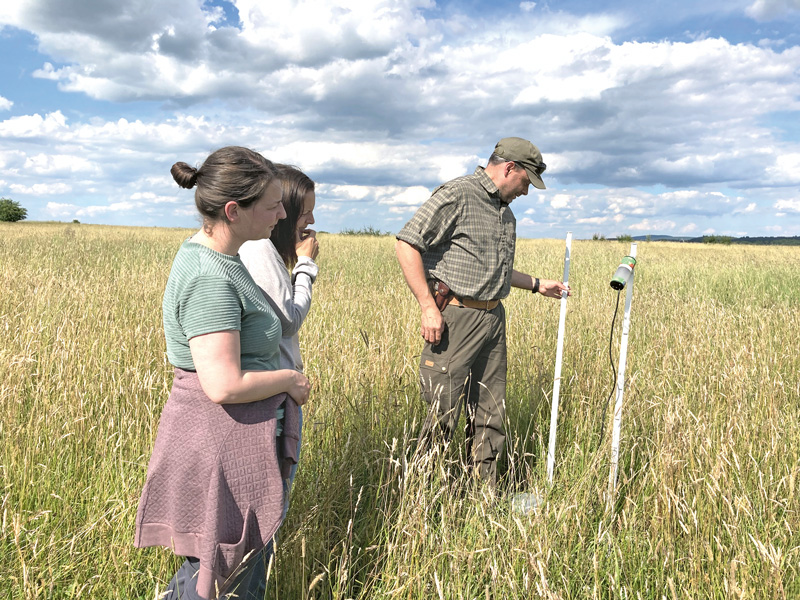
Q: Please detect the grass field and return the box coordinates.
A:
[2,222,799,599]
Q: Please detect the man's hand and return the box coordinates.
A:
[511,269,570,299]
[421,304,445,345]
[396,239,447,344]
[538,279,570,299]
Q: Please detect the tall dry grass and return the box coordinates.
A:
[1,222,798,599]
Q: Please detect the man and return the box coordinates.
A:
[395,137,568,486]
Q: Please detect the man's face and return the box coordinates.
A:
[500,162,531,203]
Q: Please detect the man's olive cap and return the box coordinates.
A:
[493,137,546,190]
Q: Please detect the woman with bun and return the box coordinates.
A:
[135,146,310,599]
[239,165,319,518]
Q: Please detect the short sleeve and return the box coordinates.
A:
[396,185,461,253]
[178,275,242,340]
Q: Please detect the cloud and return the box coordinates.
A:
[24,153,98,175]
[733,202,758,214]
[549,194,573,209]
[576,216,610,224]
[129,191,185,205]
[0,111,69,138]
[45,201,81,218]
[628,218,677,232]
[0,96,12,111]
[1,0,799,236]
[10,181,72,194]
[765,153,800,184]
[46,198,160,218]
[746,0,800,20]
[380,186,432,207]
[388,205,418,214]
[774,198,800,212]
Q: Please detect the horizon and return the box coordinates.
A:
[9,219,799,243]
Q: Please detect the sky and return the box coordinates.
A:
[1,0,799,239]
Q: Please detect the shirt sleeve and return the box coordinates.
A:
[240,240,315,338]
[396,184,461,253]
[177,275,242,340]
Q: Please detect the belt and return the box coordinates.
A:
[448,296,500,310]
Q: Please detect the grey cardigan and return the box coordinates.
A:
[238,239,318,372]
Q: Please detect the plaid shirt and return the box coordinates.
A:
[397,167,516,301]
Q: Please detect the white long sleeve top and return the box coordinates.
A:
[239,239,318,373]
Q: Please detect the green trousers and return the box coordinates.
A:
[417,302,507,485]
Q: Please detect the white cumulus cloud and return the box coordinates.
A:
[774,198,800,212]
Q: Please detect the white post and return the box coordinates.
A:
[607,243,637,507]
[546,232,572,483]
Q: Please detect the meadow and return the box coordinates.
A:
[1,222,798,599]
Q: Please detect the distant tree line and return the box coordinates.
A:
[339,225,390,236]
[590,232,800,246]
[696,235,800,246]
[702,235,733,245]
[723,236,800,246]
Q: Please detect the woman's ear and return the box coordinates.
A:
[223,200,239,222]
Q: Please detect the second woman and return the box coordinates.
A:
[239,164,319,513]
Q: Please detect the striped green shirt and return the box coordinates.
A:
[396,167,517,301]
[162,240,282,372]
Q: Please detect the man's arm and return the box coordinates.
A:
[511,269,569,299]
[395,239,445,344]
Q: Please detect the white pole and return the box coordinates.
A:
[608,243,637,507]
[546,231,572,483]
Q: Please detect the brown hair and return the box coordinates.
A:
[269,165,315,267]
[171,146,278,229]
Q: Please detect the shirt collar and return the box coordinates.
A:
[474,166,506,204]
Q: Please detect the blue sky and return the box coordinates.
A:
[1,0,799,238]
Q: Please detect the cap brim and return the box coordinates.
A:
[524,167,546,190]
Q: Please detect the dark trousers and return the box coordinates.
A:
[162,541,274,600]
[417,302,507,485]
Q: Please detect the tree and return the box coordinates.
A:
[703,235,732,245]
[0,198,27,222]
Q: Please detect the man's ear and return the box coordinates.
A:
[504,161,515,177]
[223,200,240,222]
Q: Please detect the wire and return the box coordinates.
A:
[597,289,622,446]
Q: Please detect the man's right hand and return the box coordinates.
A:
[395,239,446,344]
[421,304,445,345]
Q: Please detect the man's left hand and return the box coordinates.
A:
[538,279,570,299]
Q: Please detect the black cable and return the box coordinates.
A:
[597,289,622,446]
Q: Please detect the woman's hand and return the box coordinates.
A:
[189,331,311,405]
[296,229,319,260]
[287,371,311,406]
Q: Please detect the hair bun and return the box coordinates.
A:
[171,161,199,189]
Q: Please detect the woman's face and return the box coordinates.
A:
[296,190,316,233]
[240,180,286,240]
